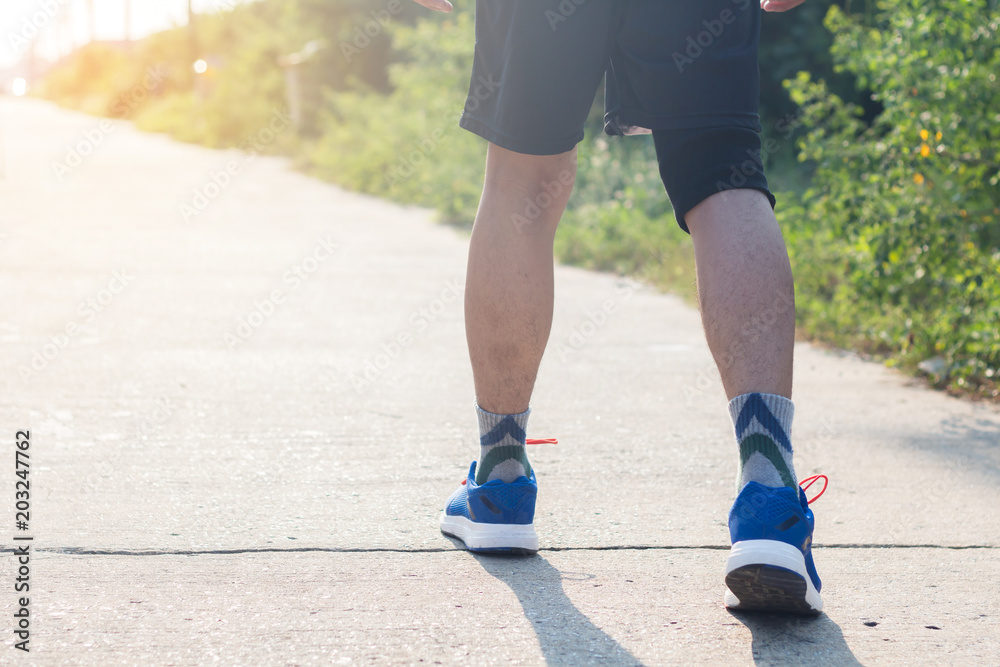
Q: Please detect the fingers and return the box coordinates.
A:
[412,0,454,11]
[761,0,808,12]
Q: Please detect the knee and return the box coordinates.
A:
[485,143,578,213]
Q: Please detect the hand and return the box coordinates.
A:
[761,0,808,11]
[410,0,453,11]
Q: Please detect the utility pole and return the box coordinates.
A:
[279,40,324,130]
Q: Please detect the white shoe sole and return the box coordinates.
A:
[439,513,538,553]
[724,539,823,614]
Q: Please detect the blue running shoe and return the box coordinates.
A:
[725,476,827,614]
[439,461,538,553]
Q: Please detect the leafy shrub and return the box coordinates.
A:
[556,133,696,296]
[308,8,484,224]
[33,42,141,117]
[782,0,1000,396]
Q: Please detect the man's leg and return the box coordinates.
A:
[464,143,575,485]
[686,188,799,491]
[615,0,820,613]
[466,143,576,414]
[438,144,574,553]
[685,188,821,614]
[440,0,614,553]
[686,189,794,402]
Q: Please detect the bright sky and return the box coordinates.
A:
[1,0,247,68]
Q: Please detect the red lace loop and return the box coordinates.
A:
[799,474,828,505]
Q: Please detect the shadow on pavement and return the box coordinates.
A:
[473,553,645,666]
[728,610,865,666]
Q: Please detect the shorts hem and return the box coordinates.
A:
[606,111,762,137]
[674,186,776,234]
[459,114,582,157]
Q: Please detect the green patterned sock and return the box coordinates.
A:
[475,404,531,485]
[729,392,797,490]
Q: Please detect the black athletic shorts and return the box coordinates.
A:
[459,0,775,230]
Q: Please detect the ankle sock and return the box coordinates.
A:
[475,404,531,485]
[728,392,797,491]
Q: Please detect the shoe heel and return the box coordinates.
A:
[725,564,815,614]
[725,540,822,614]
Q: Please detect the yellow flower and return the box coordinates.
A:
[935,131,943,141]
[960,209,968,217]
[919,129,929,141]
[920,144,931,157]
[913,173,925,185]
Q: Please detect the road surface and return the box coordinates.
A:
[0,96,997,664]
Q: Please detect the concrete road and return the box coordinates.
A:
[1,97,998,665]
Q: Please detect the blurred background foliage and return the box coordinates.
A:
[33,0,999,398]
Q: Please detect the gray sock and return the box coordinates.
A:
[475,404,531,484]
[728,392,797,491]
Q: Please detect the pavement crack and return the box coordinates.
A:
[815,543,997,550]
[23,543,998,556]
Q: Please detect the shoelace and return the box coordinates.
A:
[461,438,558,484]
[799,474,828,505]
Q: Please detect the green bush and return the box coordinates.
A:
[33,42,139,117]
[308,8,484,223]
[556,132,695,296]
[782,0,1000,396]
